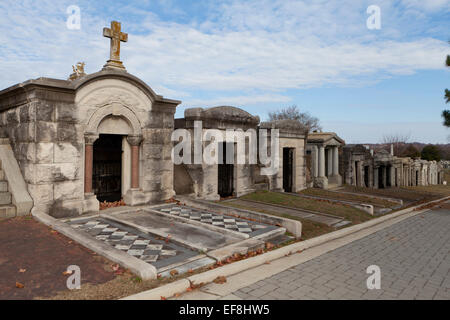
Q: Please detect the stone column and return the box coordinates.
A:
[373,167,379,188]
[84,134,98,194]
[357,162,363,187]
[127,135,143,189]
[332,147,339,176]
[124,135,146,206]
[83,134,99,213]
[318,146,325,177]
[313,146,319,178]
[327,148,332,177]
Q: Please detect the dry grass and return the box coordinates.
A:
[300,188,397,208]
[342,185,438,202]
[38,264,213,300]
[226,201,334,240]
[403,185,450,196]
[240,191,372,225]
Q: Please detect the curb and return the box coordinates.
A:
[122,195,450,300]
[31,208,157,280]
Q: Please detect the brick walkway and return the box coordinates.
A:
[0,217,116,300]
[233,206,450,300]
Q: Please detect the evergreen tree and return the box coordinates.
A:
[421,145,441,161]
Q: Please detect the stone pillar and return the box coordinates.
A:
[84,134,98,194]
[83,134,99,213]
[325,148,331,177]
[357,162,363,187]
[313,145,328,189]
[124,135,146,206]
[332,147,339,176]
[313,146,318,178]
[127,135,143,189]
[373,167,379,188]
[318,146,325,177]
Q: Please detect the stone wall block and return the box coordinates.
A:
[53,180,83,201]
[6,109,19,124]
[28,183,54,205]
[54,142,80,163]
[56,103,78,122]
[35,102,54,122]
[19,104,36,123]
[36,121,57,142]
[36,142,54,163]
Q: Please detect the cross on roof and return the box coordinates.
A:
[103,21,128,70]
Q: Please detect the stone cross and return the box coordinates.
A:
[103,21,128,70]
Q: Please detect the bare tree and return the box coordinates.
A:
[268,105,322,133]
[381,133,411,156]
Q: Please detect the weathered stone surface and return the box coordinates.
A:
[35,102,54,122]
[28,183,54,204]
[36,121,57,142]
[57,123,78,143]
[54,142,80,163]
[53,180,83,201]
[36,143,54,163]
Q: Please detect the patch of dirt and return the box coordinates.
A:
[0,216,116,300]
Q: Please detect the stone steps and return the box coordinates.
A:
[0,205,16,218]
[0,159,17,218]
[0,191,12,205]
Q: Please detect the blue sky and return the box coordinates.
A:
[1,0,449,143]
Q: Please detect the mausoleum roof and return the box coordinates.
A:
[184,106,260,124]
[0,69,181,112]
[307,132,345,145]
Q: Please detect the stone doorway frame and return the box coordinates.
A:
[83,104,144,213]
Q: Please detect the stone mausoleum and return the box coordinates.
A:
[173,109,307,200]
[306,132,345,189]
[341,144,444,189]
[0,21,308,218]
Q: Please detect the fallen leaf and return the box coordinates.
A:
[19,268,26,273]
[186,287,193,292]
[111,264,120,272]
[213,276,227,284]
[114,269,125,276]
[16,282,24,288]
[265,242,275,250]
[161,296,166,300]
[170,269,179,277]
[187,269,194,274]
[174,292,181,297]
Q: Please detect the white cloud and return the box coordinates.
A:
[401,0,450,12]
[324,121,450,144]
[182,93,292,108]
[0,0,448,100]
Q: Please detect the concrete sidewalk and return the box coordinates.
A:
[172,202,450,300]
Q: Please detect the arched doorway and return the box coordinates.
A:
[93,134,124,202]
[84,104,143,210]
[218,142,234,198]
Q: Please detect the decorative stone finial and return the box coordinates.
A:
[68,62,86,81]
[102,21,128,70]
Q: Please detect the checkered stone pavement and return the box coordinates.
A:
[68,218,198,269]
[153,204,276,236]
